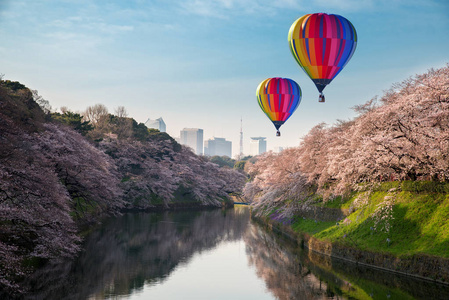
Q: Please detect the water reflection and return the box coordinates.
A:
[245,221,449,300]
[26,207,250,300]
[245,223,343,300]
[24,207,449,300]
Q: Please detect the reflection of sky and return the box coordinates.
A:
[120,240,274,300]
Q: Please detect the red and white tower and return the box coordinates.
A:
[239,117,243,160]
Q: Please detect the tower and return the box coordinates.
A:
[239,117,243,160]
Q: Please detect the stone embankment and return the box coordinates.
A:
[254,206,449,285]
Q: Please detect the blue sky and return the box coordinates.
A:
[1,0,448,156]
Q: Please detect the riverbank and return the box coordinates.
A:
[252,181,449,284]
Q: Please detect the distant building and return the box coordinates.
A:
[144,117,166,132]
[250,137,267,156]
[180,128,203,155]
[273,146,284,153]
[204,137,232,158]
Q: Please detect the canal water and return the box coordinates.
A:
[26,206,449,299]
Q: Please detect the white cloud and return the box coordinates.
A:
[180,0,226,18]
[179,0,272,17]
[49,16,133,35]
[217,0,235,9]
[88,23,134,34]
[177,0,404,17]
[177,0,299,18]
[313,0,375,11]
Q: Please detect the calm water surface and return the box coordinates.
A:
[27,206,449,300]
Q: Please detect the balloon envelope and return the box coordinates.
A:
[256,77,301,135]
[288,13,357,95]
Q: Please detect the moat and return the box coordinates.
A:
[26,206,449,299]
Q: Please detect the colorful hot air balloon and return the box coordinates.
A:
[288,13,357,102]
[256,77,301,136]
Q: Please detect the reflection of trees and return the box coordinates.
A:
[244,224,337,300]
[245,222,449,300]
[24,207,449,300]
[24,207,250,300]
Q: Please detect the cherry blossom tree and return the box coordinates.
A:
[1,78,248,296]
[244,149,313,217]
[0,84,80,294]
[37,123,124,222]
[99,139,180,208]
[245,65,449,215]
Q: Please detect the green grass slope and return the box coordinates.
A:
[291,181,449,258]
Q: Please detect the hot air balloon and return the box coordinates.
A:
[288,13,357,102]
[256,77,301,136]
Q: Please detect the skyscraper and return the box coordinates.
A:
[204,137,232,158]
[144,117,166,132]
[180,128,203,155]
[250,137,267,156]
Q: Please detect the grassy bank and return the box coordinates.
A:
[289,181,449,259]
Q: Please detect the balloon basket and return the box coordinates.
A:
[276,130,281,137]
[319,94,325,103]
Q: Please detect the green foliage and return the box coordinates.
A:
[210,156,235,168]
[369,180,449,193]
[292,187,449,258]
[173,185,198,203]
[234,160,246,171]
[82,110,181,150]
[130,120,178,146]
[147,128,159,133]
[149,194,165,205]
[291,218,335,235]
[401,181,449,194]
[0,80,27,91]
[373,181,400,192]
[70,197,100,221]
[240,155,253,161]
[0,80,46,132]
[321,195,352,208]
[132,120,150,141]
[51,111,93,135]
[147,129,181,150]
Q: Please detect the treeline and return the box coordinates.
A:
[244,65,449,215]
[0,80,246,296]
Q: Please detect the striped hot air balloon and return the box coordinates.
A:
[256,77,302,136]
[288,13,357,102]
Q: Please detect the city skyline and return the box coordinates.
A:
[152,119,270,157]
[0,1,448,156]
[175,124,252,158]
[204,137,232,158]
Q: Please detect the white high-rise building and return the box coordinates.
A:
[204,137,232,158]
[144,117,166,132]
[180,128,203,155]
[250,137,267,156]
